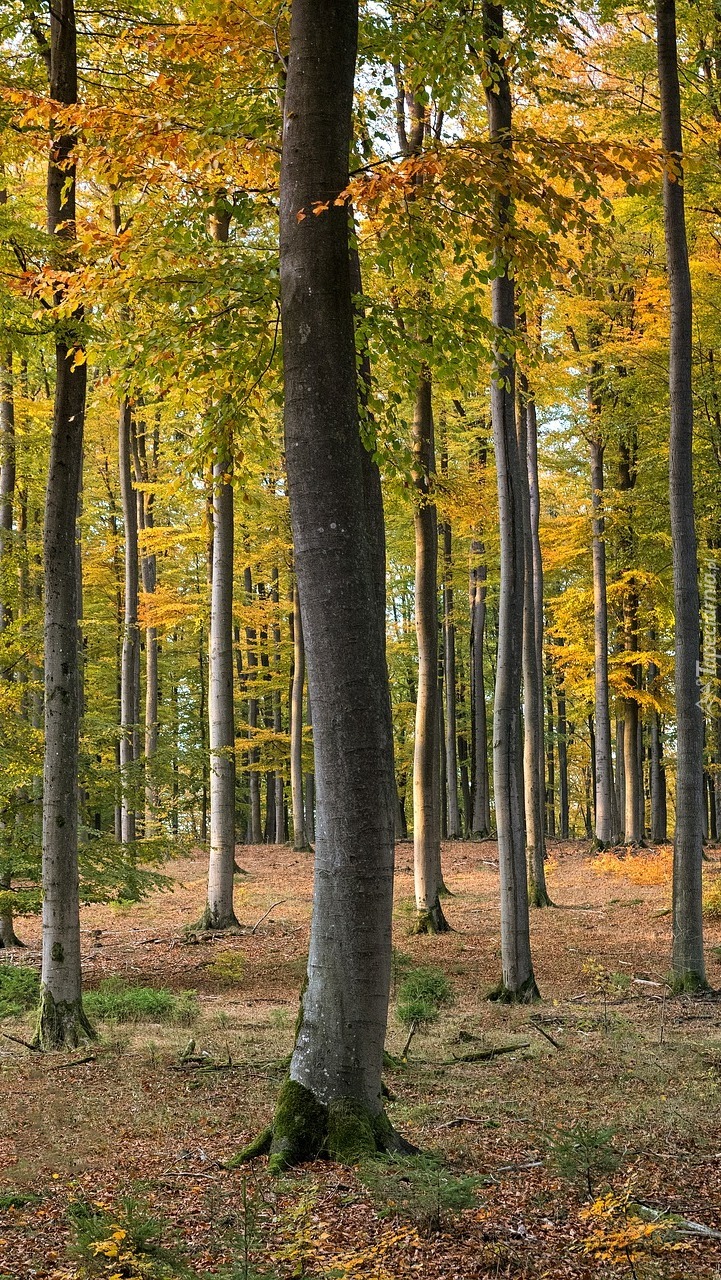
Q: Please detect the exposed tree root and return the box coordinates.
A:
[228,1078,418,1174]
[411,897,451,934]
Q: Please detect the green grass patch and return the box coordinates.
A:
[205,950,245,987]
[357,1154,480,1234]
[0,963,40,1019]
[0,1190,41,1210]
[396,966,453,1028]
[84,977,198,1025]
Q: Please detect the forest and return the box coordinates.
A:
[1,0,721,1277]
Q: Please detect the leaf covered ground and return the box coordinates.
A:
[1,840,720,1280]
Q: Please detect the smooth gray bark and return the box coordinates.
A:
[656,0,707,987]
[37,0,93,1047]
[442,512,461,838]
[290,581,308,850]
[204,456,237,928]
[243,565,262,843]
[484,1,537,1000]
[470,441,491,837]
[118,400,140,846]
[280,0,397,1117]
[589,432,619,845]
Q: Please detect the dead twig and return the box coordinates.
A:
[446,1041,530,1064]
[436,1116,486,1130]
[400,1019,418,1061]
[3,1032,42,1053]
[249,899,289,935]
[51,1055,96,1070]
[529,1019,563,1050]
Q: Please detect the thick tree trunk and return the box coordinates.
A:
[656,0,707,988]
[203,456,237,929]
[238,0,402,1170]
[290,581,309,851]
[519,389,550,906]
[118,400,140,846]
[485,1,537,1000]
[36,0,93,1047]
[589,432,619,845]
[412,372,448,932]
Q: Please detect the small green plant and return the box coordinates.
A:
[0,963,40,1019]
[206,950,246,987]
[545,1121,621,1196]
[356,1154,480,1235]
[396,966,453,1028]
[83,977,198,1025]
[67,1194,187,1277]
[703,878,721,920]
[0,1190,41,1209]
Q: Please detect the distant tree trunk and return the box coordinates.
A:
[412,371,448,933]
[247,0,402,1167]
[556,652,570,839]
[118,400,140,846]
[271,567,286,843]
[202,451,237,929]
[589,431,619,845]
[622,583,642,843]
[290,580,308,850]
[304,682,315,843]
[133,419,159,833]
[243,565,262,843]
[0,348,22,948]
[441,498,460,839]
[36,0,93,1048]
[519,387,550,907]
[545,649,556,838]
[470,439,491,837]
[657,0,707,988]
[484,0,537,1000]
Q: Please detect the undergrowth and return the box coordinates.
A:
[0,963,39,1019]
[396,966,453,1027]
[84,977,198,1025]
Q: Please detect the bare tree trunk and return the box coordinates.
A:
[589,432,619,845]
[118,400,140,846]
[0,348,22,948]
[133,420,158,833]
[243,565,262,843]
[271,567,286,843]
[290,580,309,850]
[249,0,402,1167]
[622,584,642,843]
[485,1,537,1000]
[519,387,550,906]
[556,649,570,839]
[545,649,556,838]
[470,440,491,837]
[36,0,93,1047]
[202,453,237,929]
[412,372,448,933]
[656,0,707,988]
[441,508,460,839]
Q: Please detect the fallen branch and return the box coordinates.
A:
[51,1055,96,1070]
[3,1032,42,1053]
[249,900,288,935]
[639,1206,721,1241]
[400,1019,418,1062]
[529,1019,563,1050]
[436,1116,486,1130]
[446,1041,530,1064]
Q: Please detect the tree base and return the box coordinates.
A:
[528,883,554,909]
[0,919,25,948]
[670,969,710,995]
[411,897,450,935]
[194,905,241,933]
[228,1078,417,1174]
[33,989,95,1050]
[487,973,540,1004]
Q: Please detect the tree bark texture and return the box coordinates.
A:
[484,1,537,1000]
[118,400,139,846]
[656,0,707,987]
[589,428,619,845]
[37,0,93,1047]
[290,580,308,850]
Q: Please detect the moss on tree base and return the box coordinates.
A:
[194,905,241,933]
[528,882,554,909]
[487,973,541,1004]
[229,1078,417,1174]
[411,898,451,935]
[670,969,709,995]
[33,989,95,1050]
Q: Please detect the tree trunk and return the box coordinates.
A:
[36,0,93,1047]
[290,580,309,851]
[203,454,237,929]
[133,419,159,833]
[622,584,642,843]
[657,0,707,987]
[412,372,448,932]
[243,565,262,843]
[304,681,315,843]
[545,649,556,838]
[469,461,491,838]
[0,348,22,948]
[118,400,140,846]
[240,0,402,1170]
[519,388,550,907]
[589,431,619,845]
[442,511,460,839]
[556,650,570,839]
[485,1,538,1001]
[271,567,286,843]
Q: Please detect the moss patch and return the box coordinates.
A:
[268,1077,328,1174]
[327,1097,379,1163]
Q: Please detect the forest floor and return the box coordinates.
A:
[1,839,721,1280]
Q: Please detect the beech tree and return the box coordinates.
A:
[232,0,406,1169]
[35,0,93,1048]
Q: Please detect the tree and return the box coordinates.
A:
[484,1,538,1000]
[234,0,407,1170]
[656,0,707,990]
[35,0,94,1048]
